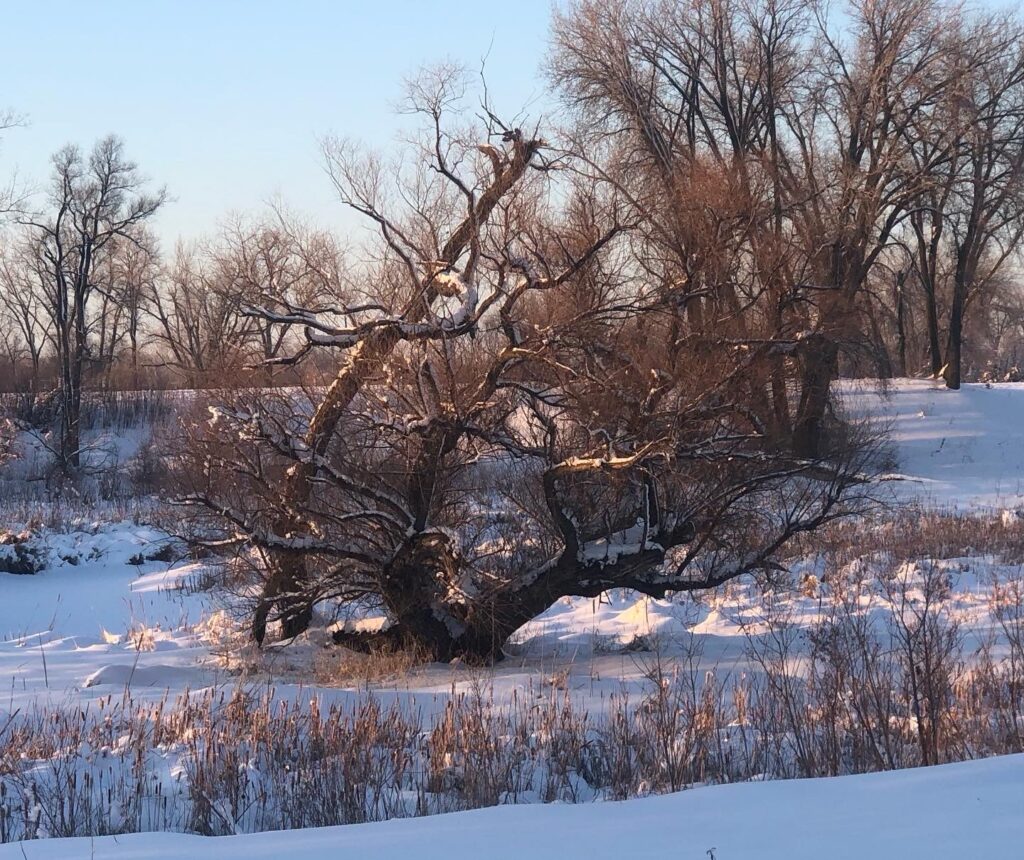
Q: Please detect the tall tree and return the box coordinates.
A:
[939,19,1024,389]
[148,242,255,384]
[23,137,165,470]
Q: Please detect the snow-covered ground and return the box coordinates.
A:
[0,524,216,712]
[843,378,1024,509]
[11,755,1024,859]
[2,379,1024,852]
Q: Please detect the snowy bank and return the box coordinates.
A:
[12,754,1023,860]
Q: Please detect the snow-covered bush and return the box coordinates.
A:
[0,529,47,575]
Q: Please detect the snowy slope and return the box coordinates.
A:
[842,378,1024,509]
[11,755,1023,860]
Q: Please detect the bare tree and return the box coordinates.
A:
[233,67,557,643]
[0,106,23,215]
[0,245,51,389]
[937,18,1024,389]
[145,212,343,386]
[175,69,871,660]
[22,136,165,470]
[148,242,256,385]
[100,227,160,385]
[218,210,346,369]
[551,0,962,455]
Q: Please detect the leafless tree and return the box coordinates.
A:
[147,242,253,385]
[175,68,872,660]
[935,16,1024,389]
[0,106,23,215]
[831,7,1024,387]
[98,227,160,384]
[146,212,343,386]
[21,136,165,470]
[0,245,51,388]
[218,210,346,369]
[551,0,963,454]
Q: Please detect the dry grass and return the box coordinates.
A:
[785,506,1024,570]
[3,559,1024,843]
[312,642,430,687]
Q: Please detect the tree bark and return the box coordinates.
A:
[924,285,943,378]
[894,271,909,378]
[793,335,840,459]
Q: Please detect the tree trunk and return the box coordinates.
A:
[867,301,894,380]
[943,239,978,391]
[57,311,84,473]
[924,284,943,378]
[894,271,908,377]
[65,353,82,471]
[331,535,712,664]
[943,279,966,389]
[331,531,526,662]
[769,355,792,442]
[793,335,839,459]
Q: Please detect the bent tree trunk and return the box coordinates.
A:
[332,532,520,662]
[326,474,846,664]
[331,526,698,663]
[252,133,543,645]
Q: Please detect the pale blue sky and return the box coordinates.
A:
[2,1,559,244]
